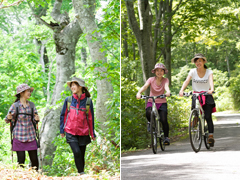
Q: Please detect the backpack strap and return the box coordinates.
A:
[63,96,72,129]
[12,102,20,131]
[29,101,36,131]
[86,97,91,114]
[85,97,91,134]
[67,96,72,112]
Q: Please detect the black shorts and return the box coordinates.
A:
[66,132,91,146]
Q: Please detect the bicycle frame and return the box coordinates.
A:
[193,94,205,136]
[151,100,161,137]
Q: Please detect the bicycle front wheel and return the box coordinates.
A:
[189,109,202,153]
[159,123,165,151]
[204,121,210,149]
[150,111,157,154]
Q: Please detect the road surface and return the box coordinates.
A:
[121,113,240,180]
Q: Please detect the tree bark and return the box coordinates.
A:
[73,0,113,131]
[81,47,87,66]
[39,0,82,166]
[126,0,154,83]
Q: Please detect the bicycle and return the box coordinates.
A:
[183,91,214,153]
[141,94,170,154]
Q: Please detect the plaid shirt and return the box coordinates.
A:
[5,101,38,142]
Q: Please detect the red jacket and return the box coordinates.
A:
[60,93,96,138]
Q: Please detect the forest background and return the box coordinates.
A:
[0,0,120,178]
[121,0,240,151]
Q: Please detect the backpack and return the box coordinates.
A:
[63,96,91,130]
[11,101,40,148]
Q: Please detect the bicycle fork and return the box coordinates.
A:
[153,105,161,137]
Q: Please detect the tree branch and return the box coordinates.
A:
[0,0,24,9]
[51,0,70,26]
[33,15,56,30]
[125,0,141,43]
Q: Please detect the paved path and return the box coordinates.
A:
[121,113,240,180]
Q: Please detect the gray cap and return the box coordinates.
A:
[191,53,207,63]
[67,77,88,89]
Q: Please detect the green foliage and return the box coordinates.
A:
[230,74,240,110]
[43,131,119,177]
[121,77,149,150]
[167,95,190,136]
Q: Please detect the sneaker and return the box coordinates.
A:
[208,135,215,147]
[191,117,198,127]
[147,122,150,133]
[163,137,170,145]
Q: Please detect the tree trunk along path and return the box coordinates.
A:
[121,113,240,180]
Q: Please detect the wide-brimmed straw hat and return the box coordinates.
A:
[15,84,34,97]
[191,53,207,63]
[67,77,88,89]
[151,63,168,74]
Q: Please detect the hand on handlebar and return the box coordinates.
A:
[207,90,214,95]
[136,93,141,99]
[165,92,171,97]
[179,91,184,97]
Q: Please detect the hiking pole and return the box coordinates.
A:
[35,119,42,172]
[10,120,13,163]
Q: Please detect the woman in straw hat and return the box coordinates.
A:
[136,63,171,145]
[179,53,216,147]
[60,77,96,175]
[5,83,40,170]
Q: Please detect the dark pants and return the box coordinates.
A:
[16,150,39,170]
[69,142,86,173]
[203,104,214,133]
[146,107,169,137]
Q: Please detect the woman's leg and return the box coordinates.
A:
[79,145,86,173]
[16,151,25,168]
[158,109,169,138]
[28,150,39,170]
[69,142,86,173]
[146,107,152,122]
[203,104,214,133]
[203,104,215,146]
[146,107,152,132]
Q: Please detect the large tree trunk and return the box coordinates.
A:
[126,0,155,84]
[39,0,82,166]
[73,0,113,131]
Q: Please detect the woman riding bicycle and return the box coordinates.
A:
[179,53,216,147]
[136,63,171,145]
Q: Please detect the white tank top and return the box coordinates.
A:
[188,68,213,92]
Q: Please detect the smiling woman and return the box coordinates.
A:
[4,83,40,170]
[136,63,171,145]
[60,76,96,175]
[179,53,216,147]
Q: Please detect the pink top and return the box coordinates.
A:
[146,77,169,103]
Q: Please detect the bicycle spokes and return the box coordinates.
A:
[189,110,202,152]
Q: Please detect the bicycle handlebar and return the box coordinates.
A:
[183,91,215,97]
[141,94,171,100]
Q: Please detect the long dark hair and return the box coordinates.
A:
[194,58,207,69]
[70,82,91,97]
[14,94,21,103]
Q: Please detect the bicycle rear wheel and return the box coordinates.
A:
[159,123,165,151]
[204,122,210,149]
[189,109,202,153]
[150,111,157,154]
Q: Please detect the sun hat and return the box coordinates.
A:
[67,77,88,89]
[15,84,34,97]
[151,63,168,74]
[191,53,207,63]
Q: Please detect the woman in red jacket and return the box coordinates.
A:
[60,77,96,175]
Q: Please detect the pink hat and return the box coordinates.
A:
[151,63,168,74]
[15,84,34,97]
